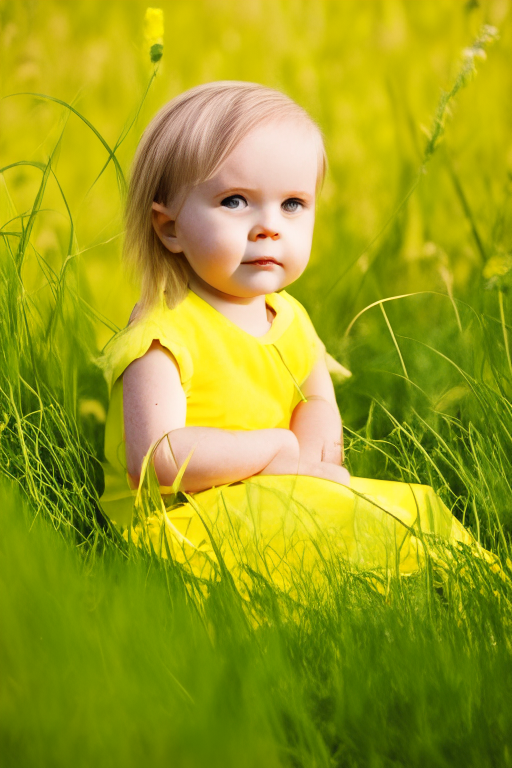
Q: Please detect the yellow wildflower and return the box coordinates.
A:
[144,7,164,63]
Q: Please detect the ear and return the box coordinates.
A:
[151,202,183,254]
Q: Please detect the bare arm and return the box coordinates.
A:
[123,340,301,493]
[289,355,344,463]
[124,340,350,492]
[256,356,350,485]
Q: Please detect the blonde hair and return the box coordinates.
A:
[125,81,328,316]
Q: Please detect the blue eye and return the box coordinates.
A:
[282,199,303,213]
[221,195,247,210]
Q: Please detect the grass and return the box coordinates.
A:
[1,1,512,766]
[2,478,512,768]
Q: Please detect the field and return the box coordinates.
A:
[1,1,512,766]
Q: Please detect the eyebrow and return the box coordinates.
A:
[215,187,314,199]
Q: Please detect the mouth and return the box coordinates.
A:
[243,258,283,267]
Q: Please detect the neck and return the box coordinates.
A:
[188,275,275,337]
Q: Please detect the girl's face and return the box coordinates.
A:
[153,118,320,299]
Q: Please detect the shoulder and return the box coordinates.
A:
[270,290,327,379]
[278,291,352,381]
[123,338,185,398]
[276,289,307,313]
[277,290,322,339]
[277,292,352,382]
[97,296,194,393]
[276,290,317,329]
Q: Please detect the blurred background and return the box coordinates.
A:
[1,0,511,502]
[1,0,510,340]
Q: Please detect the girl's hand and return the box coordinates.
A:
[289,396,345,466]
[320,439,344,466]
[301,460,351,487]
[258,435,350,487]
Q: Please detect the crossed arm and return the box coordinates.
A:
[290,353,344,466]
[123,341,349,493]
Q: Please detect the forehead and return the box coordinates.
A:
[202,118,320,196]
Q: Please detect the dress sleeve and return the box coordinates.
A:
[97,316,194,395]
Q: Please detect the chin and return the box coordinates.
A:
[246,284,283,297]
[244,275,285,291]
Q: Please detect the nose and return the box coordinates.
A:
[249,218,280,241]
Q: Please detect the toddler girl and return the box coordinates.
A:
[99,81,483,588]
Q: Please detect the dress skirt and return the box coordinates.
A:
[121,474,498,596]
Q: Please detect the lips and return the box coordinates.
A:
[244,258,283,266]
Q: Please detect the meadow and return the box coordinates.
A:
[1,1,512,766]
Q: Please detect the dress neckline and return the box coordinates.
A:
[186,288,294,345]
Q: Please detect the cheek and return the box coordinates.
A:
[179,209,243,261]
[291,214,315,252]
[177,208,210,254]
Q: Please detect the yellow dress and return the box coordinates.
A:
[98,288,489,593]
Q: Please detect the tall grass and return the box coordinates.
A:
[1,1,512,766]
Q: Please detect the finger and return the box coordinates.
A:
[321,442,343,465]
